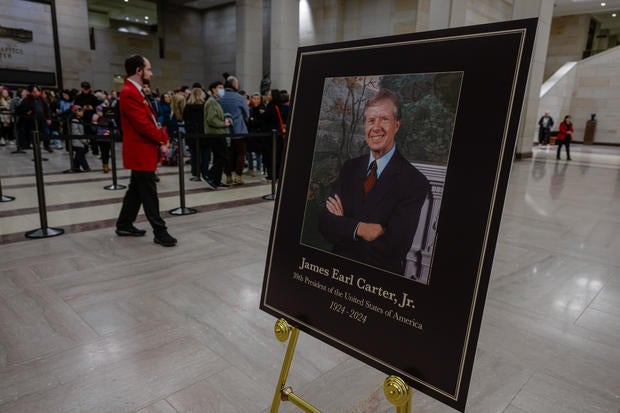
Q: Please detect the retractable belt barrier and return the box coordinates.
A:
[62,126,77,174]
[99,133,126,190]
[61,132,126,189]
[183,130,281,201]
[169,129,196,215]
[25,122,64,239]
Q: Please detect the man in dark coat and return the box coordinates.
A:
[319,89,430,275]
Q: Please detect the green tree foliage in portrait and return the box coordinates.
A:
[380,73,461,165]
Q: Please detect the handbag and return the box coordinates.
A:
[275,105,286,139]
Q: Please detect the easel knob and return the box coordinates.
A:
[384,375,412,412]
[274,318,292,342]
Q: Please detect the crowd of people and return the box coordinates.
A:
[0,73,290,183]
[0,82,120,172]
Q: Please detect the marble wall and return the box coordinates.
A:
[571,47,620,145]
[1,0,229,92]
[299,0,418,46]
[203,5,236,91]
[465,0,513,25]
[0,0,61,75]
[270,0,298,92]
[537,62,577,143]
[538,44,620,146]
[545,15,590,81]
[90,4,206,93]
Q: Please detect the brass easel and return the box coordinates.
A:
[270,318,412,413]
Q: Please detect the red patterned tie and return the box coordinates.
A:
[364,160,377,196]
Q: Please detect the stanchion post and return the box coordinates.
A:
[104,133,126,190]
[0,177,15,202]
[263,130,277,201]
[169,129,196,215]
[189,134,201,181]
[11,113,26,154]
[29,117,48,162]
[63,128,77,173]
[25,123,64,239]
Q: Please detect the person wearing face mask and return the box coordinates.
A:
[556,115,573,161]
[202,80,231,190]
[115,55,176,247]
[318,89,430,276]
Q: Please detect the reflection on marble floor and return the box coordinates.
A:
[0,143,619,412]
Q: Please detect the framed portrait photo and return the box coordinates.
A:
[260,18,537,412]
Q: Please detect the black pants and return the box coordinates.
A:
[207,138,227,184]
[539,128,550,145]
[17,125,30,149]
[72,147,90,171]
[1,123,12,141]
[98,141,111,164]
[556,138,571,160]
[116,170,167,235]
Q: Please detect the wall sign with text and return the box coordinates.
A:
[260,19,537,412]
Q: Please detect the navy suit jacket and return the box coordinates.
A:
[318,150,430,275]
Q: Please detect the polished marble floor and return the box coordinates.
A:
[0,142,618,412]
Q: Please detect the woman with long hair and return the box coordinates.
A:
[164,91,187,166]
[0,88,13,146]
[183,88,208,180]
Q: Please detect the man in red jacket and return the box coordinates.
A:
[115,55,177,247]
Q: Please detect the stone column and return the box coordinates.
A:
[270,0,299,92]
[236,0,263,94]
[512,0,553,159]
[418,0,466,31]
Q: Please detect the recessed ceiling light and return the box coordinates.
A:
[613,13,617,17]
[145,16,149,20]
[601,2,606,6]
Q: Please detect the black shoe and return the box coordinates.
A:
[154,231,177,247]
[116,226,147,237]
[201,176,217,190]
[567,157,572,161]
[154,175,160,182]
[217,182,229,189]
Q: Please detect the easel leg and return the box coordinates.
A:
[270,318,299,413]
[384,375,412,413]
[270,319,322,413]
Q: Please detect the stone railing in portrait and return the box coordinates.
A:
[404,163,446,284]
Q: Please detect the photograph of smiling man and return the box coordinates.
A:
[302,73,462,280]
[318,88,429,276]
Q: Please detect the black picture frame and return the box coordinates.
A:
[260,18,537,412]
